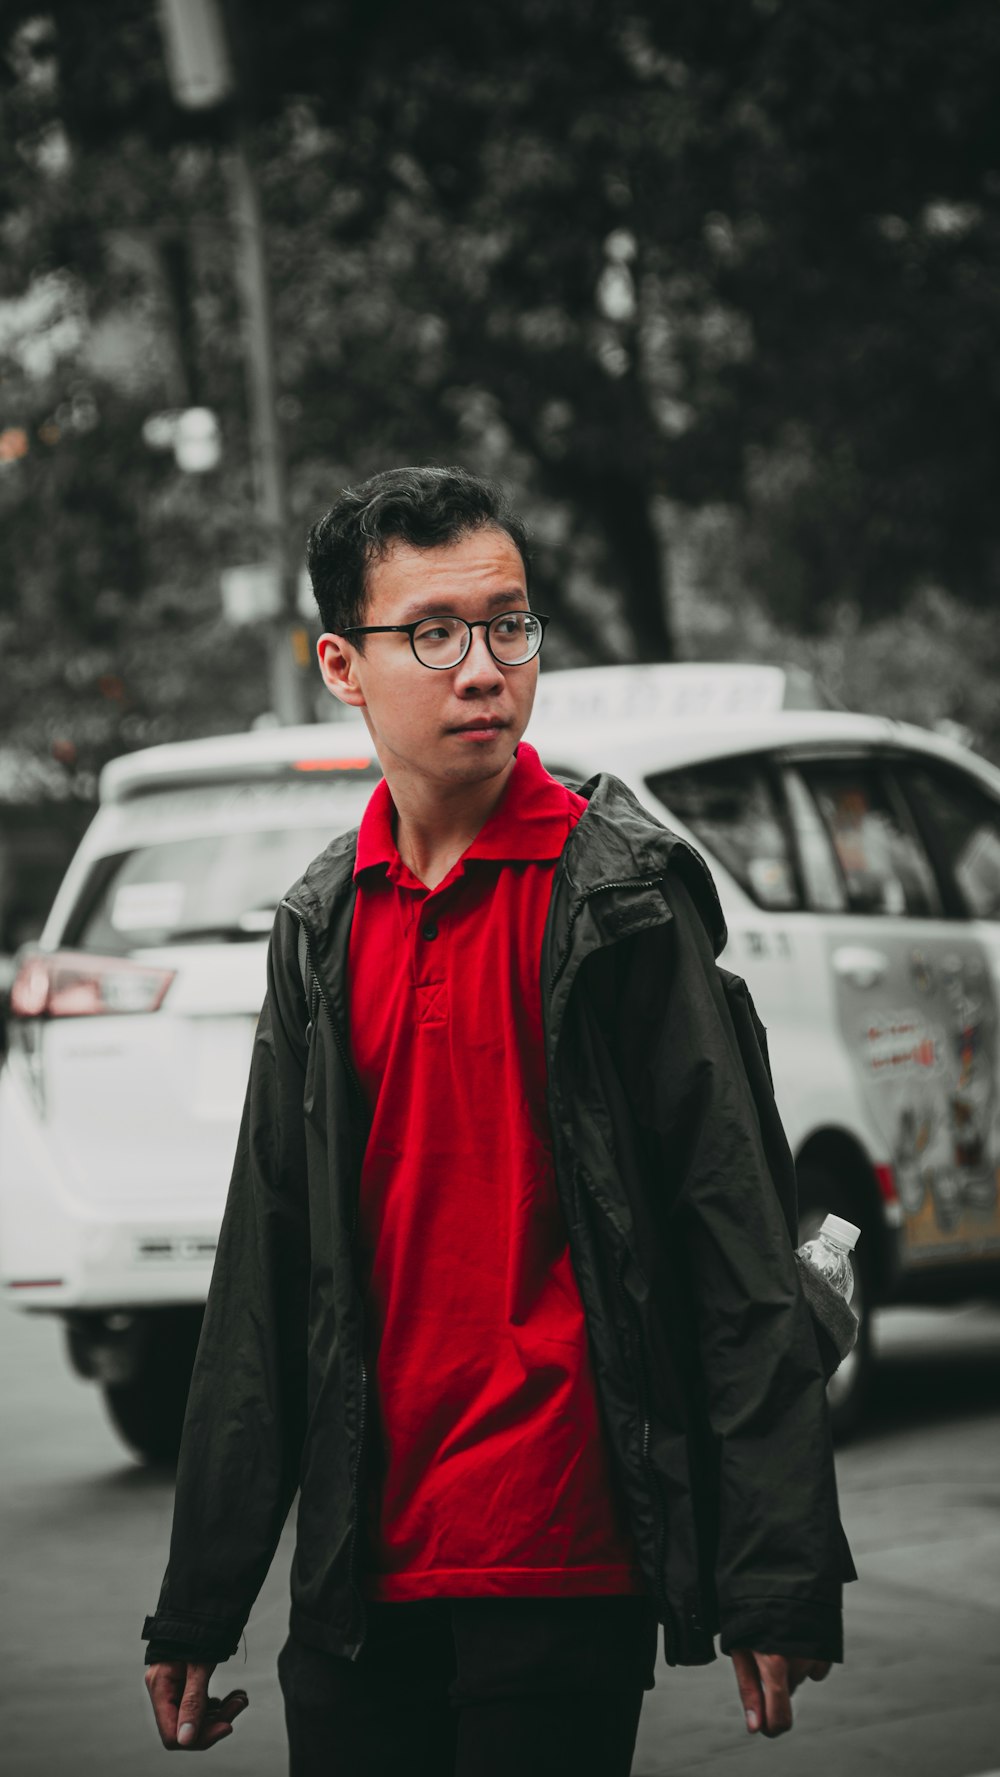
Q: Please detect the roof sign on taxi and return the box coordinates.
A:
[529,664,828,731]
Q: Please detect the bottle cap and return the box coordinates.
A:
[820,1213,861,1251]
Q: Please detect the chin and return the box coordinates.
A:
[445,749,516,780]
[446,738,519,775]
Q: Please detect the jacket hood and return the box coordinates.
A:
[288,824,358,929]
[568,771,728,958]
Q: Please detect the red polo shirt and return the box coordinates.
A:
[348,742,643,1601]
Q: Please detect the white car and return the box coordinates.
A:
[536,699,1000,1426]
[2,666,999,1455]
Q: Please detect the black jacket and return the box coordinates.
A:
[143,772,855,1670]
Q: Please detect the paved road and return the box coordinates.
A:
[1,1300,998,1777]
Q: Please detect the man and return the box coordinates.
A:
[143,465,855,1774]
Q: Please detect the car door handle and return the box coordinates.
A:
[831,946,890,989]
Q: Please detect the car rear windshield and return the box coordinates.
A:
[66,824,340,953]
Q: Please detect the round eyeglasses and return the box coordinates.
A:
[339,610,549,670]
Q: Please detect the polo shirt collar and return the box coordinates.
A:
[353,742,573,882]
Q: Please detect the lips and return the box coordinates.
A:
[450,718,508,734]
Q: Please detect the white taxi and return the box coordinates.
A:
[0,732,381,1459]
[2,665,999,1453]
[530,677,1000,1436]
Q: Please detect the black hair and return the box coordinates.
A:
[305,465,530,640]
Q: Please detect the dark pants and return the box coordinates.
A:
[277,1595,659,1777]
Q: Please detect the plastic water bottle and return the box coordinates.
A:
[797,1214,861,1305]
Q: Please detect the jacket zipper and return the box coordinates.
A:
[281,898,369,1655]
[346,1355,369,1660]
[549,877,662,993]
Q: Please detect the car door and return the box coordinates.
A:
[782,749,1000,1270]
[892,751,1000,1251]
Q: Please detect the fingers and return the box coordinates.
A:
[788,1657,833,1694]
[176,1661,212,1748]
[145,1660,248,1751]
[183,1692,250,1751]
[729,1647,765,1736]
[729,1651,792,1737]
[146,1660,187,1750]
[211,1690,251,1724]
[756,1655,794,1737]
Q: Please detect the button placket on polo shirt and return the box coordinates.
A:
[407,874,458,1029]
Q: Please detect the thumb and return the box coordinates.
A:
[177,1662,213,1748]
[729,1648,764,1735]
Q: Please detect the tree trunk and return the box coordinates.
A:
[589,472,674,662]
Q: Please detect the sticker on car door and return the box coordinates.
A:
[791,756,1000,1264]
[854,943,1000,1257]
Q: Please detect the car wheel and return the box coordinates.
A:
[102,1308,202,1465]
[796,1164,874,1443]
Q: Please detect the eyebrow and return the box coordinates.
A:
[396,590,529,623]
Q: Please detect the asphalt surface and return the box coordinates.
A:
[1,1299,998,1777]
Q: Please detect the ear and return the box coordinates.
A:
[317,633,367,710]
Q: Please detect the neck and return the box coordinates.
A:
[386,754,517,889]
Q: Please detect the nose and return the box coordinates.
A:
[453,624,505,694]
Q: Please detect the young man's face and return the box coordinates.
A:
[317,526,538,791]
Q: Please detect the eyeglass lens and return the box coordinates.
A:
[412,612,542,667]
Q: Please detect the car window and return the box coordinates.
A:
[896,758,1000,920]
[782,770,848,912]
[645,757,800,910]
[66,826,336,953]
[796,760,942,917]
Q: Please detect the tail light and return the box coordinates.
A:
[9,950,176,1019]
[873,1162,901,1206]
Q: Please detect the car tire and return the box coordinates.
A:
[102,1308,203,1465]
[796,1163,874,1443]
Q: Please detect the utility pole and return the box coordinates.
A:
[224,124,309,724]
[157,0,310,725]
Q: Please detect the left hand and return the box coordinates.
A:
[729,1648,831,1738]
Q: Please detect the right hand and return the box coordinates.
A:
[145,1659,249,1751]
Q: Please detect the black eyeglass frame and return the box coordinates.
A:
[338,610,550,670]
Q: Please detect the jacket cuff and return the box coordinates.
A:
[142,1612,242,1661]
[144,1638,235,1667]
[719,1599,843,1664]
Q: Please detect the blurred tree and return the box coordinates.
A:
[236,0,1000,624]
[1,0,999,774]
[665,1,1000,624]
[0,3,260,775]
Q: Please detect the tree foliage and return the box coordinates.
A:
[2,0,999,782]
